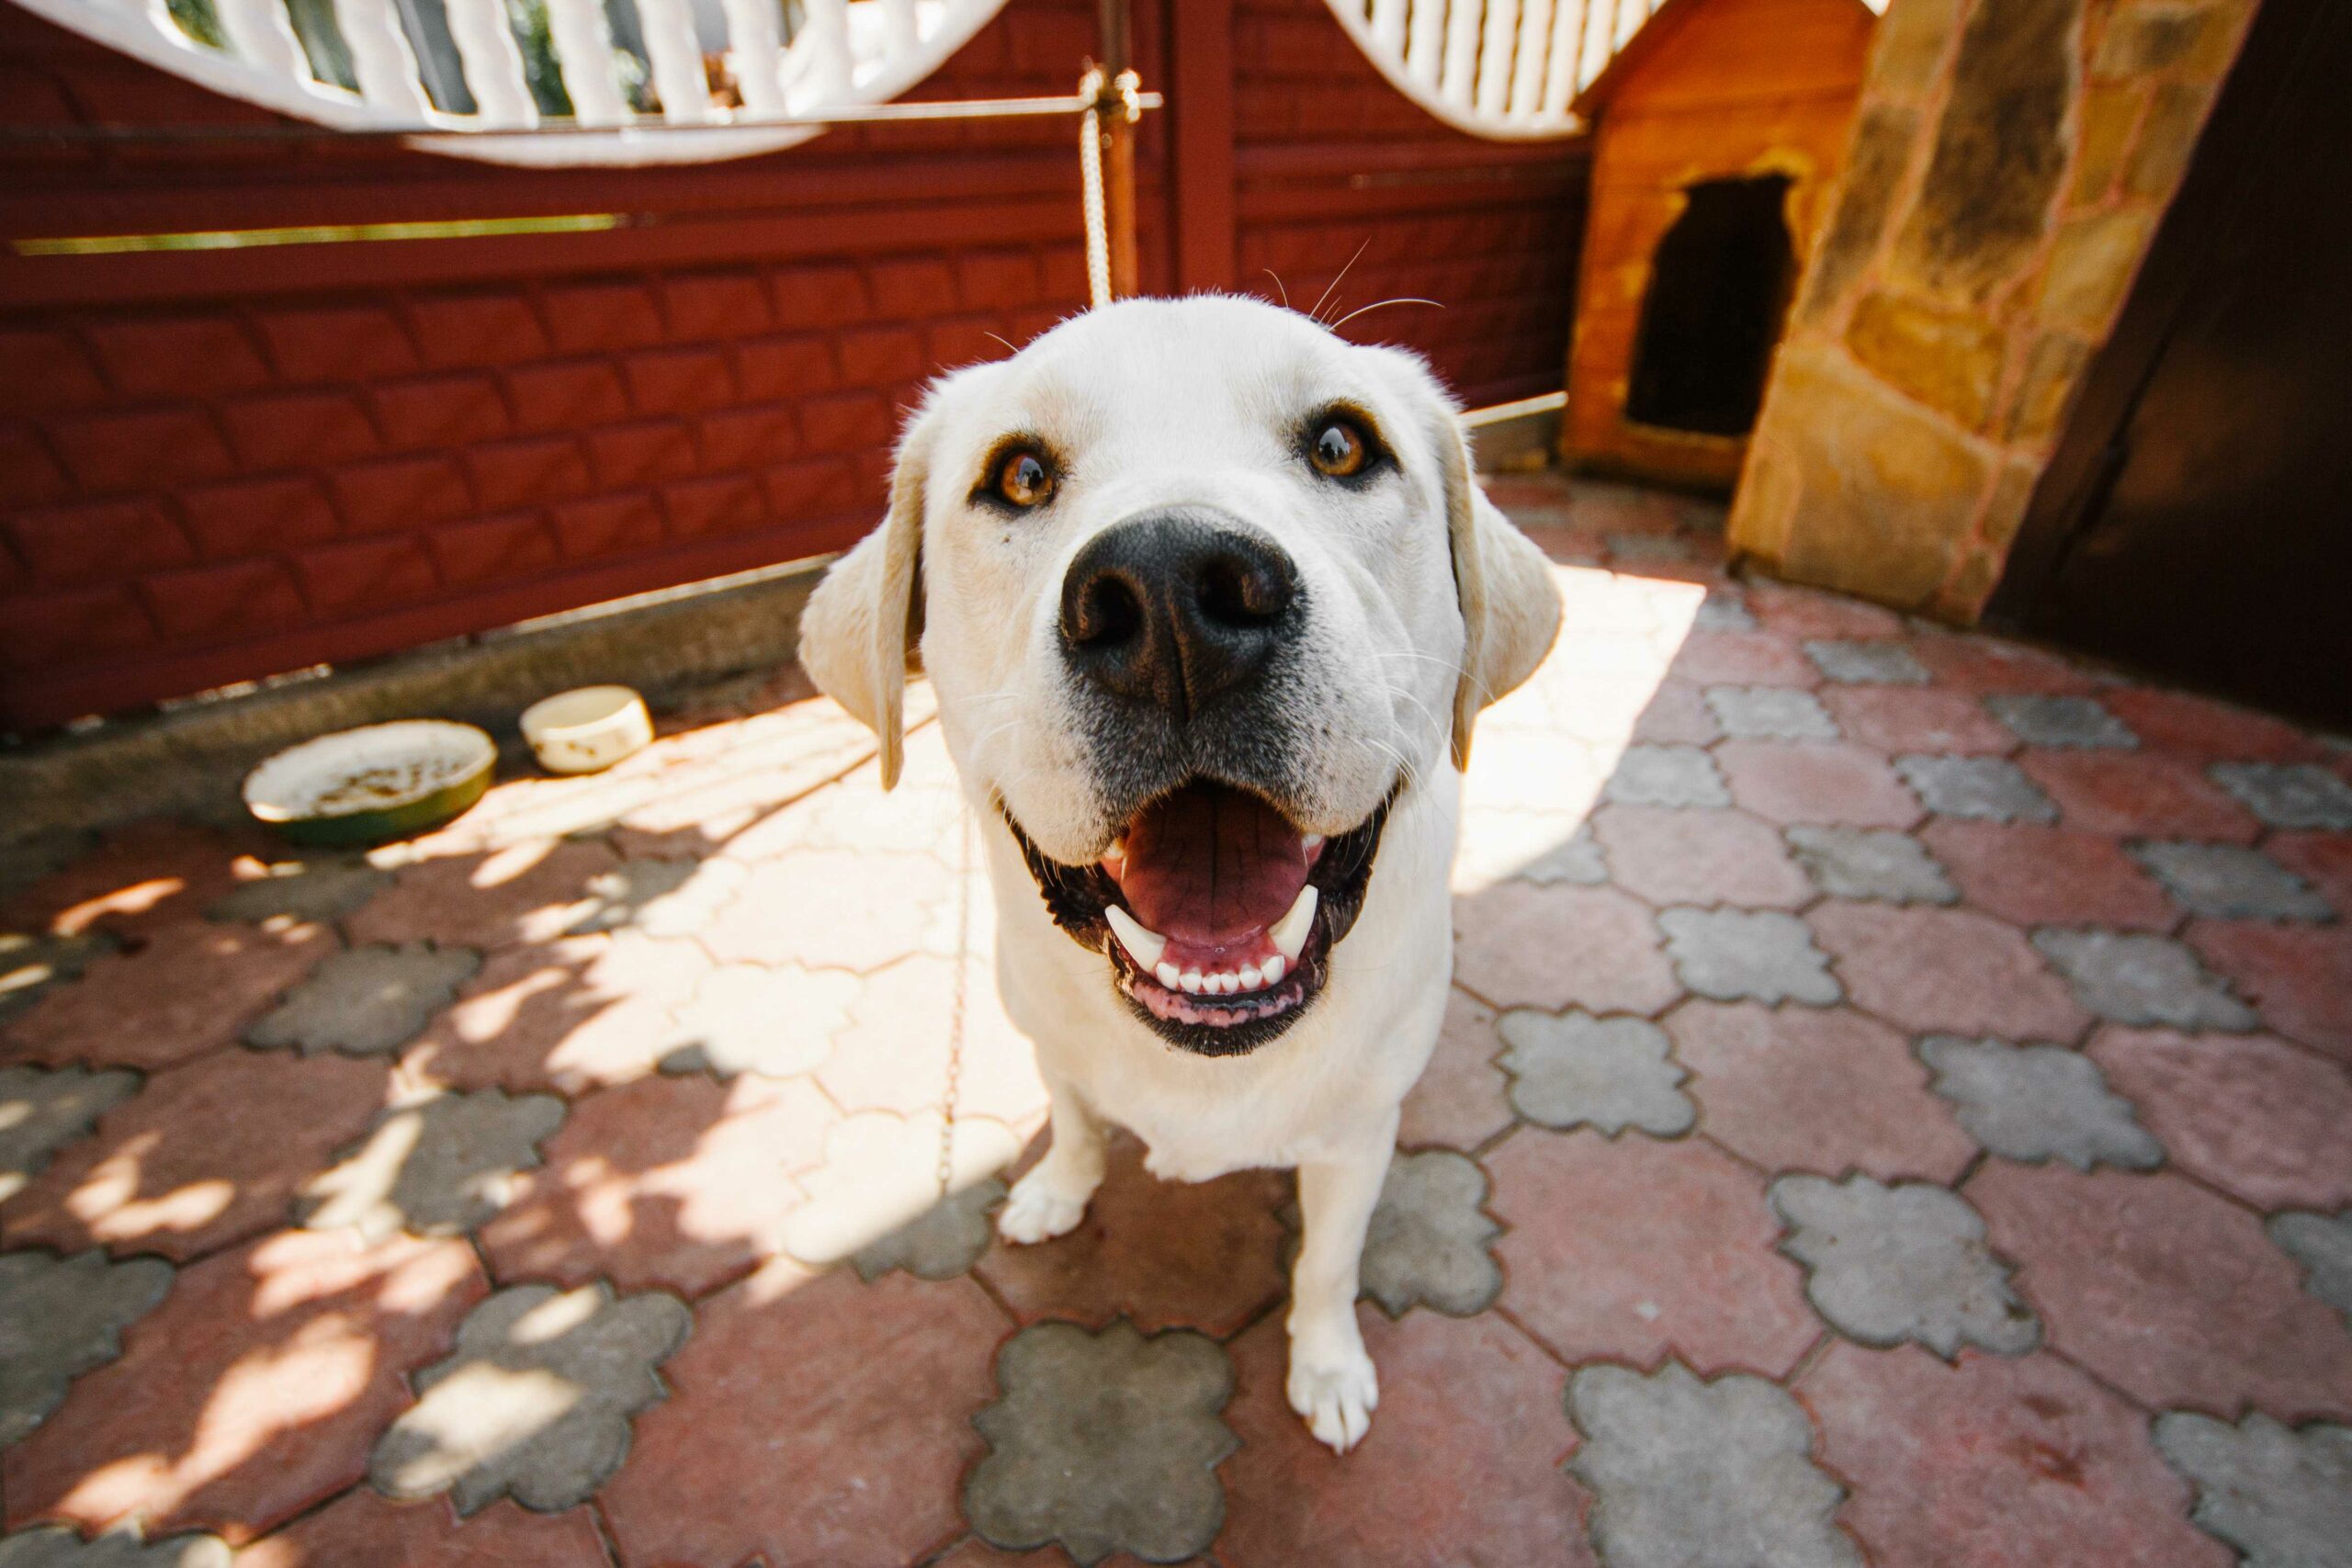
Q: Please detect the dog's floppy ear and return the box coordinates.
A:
[798,400,939,790]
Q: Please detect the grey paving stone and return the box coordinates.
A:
[299,1089,566,1241]
[1706,687,1840,741]
[205,857,389,925]
[0,829,97,909]
[0,1249,174,1448]
[852,1177,1005,1281]
[1498,1010,1694,1135]
[0,930,116,1027]
[567,857,745,938]
[2155,1411,2352,1568]
[1772,1174,2039,1358]
[1786,827,1958,905]
[0,1066,141,1202]
[965,1320,1238,1566]
[370,1281,691,1515]
[245,941,481,1055]
[1357,1149,1503,1317]
[1918,1036,2163,1171]
[1660,908,1842,1007]
[1804,640,1930,685]
[1985,694,2138,750]
[2131,841,2333,920]
[2031,930,2257,1031]
[1522,825,1609,886]
[1895,756,2059,823]
[657,961,858,1080]
[2210,763,2352,831]
[1693,593,1758,632]
[1604,745,1732,809]
[0,1528,231,1568]
[1566,1360,1860,1568]
[2269,1210,2352,1329]
[1610,533,1694,562]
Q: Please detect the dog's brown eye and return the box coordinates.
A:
[1309,418,1368,478]
[995,447,1056,509]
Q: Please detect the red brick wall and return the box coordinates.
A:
[0,0,1584,730]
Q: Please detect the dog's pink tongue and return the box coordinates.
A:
[1117,784,1307,943]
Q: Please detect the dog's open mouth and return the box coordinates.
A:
[1004,779,1396,1056]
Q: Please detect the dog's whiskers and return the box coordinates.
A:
[1307,238,1374,327]
[1262,268,1290,310]
[1327,297,1444,334]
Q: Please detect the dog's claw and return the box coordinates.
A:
[1286,1334,1379,1453]
[996,1166,1095,1245]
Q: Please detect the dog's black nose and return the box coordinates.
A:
[1059,508,1299,722]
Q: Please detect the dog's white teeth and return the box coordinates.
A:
[1103,905,1168,970]
[1264,953,1287,985]
[1302,834,1325,852]
[1270,886,1319,964]
[1155,961,1182,988]
[1221,973,1242,995]
[1180,970,1204,995]
[1240,964,1264,991]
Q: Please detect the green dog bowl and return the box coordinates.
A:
[243,719,496,847]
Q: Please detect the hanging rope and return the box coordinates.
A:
[1078,67,1114,310]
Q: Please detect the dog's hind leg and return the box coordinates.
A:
[997,1075,1107,1244]
[1286,1121,1395,1453]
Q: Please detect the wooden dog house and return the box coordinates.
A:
[1561,0,1877,491]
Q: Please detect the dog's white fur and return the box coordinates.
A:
[800,296,1559,1450]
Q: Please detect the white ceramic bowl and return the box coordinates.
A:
[520,684,652,774]
[243,719,496,845]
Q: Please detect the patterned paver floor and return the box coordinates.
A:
[4,472,2349,1565]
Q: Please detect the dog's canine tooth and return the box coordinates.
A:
[1104,904,1168,970]
[1156,961,1182,987]
[1270,886,1319,964]
[1302,833,1325,852]
[1180,970,1204,994]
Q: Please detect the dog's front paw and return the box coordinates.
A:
[995,1164,1096,1245]
[1286,1323,1379,1453]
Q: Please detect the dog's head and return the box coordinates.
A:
[801,296,1559,1055]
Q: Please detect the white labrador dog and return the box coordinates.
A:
[799,294,1560,1451]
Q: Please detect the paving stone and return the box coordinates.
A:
[1820,685,2016,756]
[1594,805,1811,908]
[1,919,333,1072]
[1659,907,1841,1006]
[2022,750,2262,841]
[1461,728,1606,815]
[851,1177,1005,1281]
[1705,686,1839,740]
[2210,761,2352,830]
[1786,826,1956,905]
[658,960,857,1080]
[245,942,481,1055]
[599,1266,1006,1568]
[235,1492,609,1568]
[2270,830,2352,914]
[2031,930,2257,1031]
[0,1527,232,1567]
[1601,744,1730,807]
[1692,591,1758,631]
[1629,681,1724,745]
[698,848,960,973]
[1917,1035,2163,1171]
[345,839,618,953]
[0,931,117,1028]
[2103,686,2323,763]
[1772,1175,2038,1358]
[1454,809,1598,892]
[2270,1210,2352,1328]
[1489,1133,1817,1376]
[2089,1026,2352,1210]
[2154,1412,2352,1568]
[2188,920,2352,1061]
[205,858,389,926]
[0,1249,174,1449]
[1354,1149,1503,1316]
[369,1281,691,1515]
[1919,819,2177,931]
[1497,1009,1693,1135]
[1671,1002,1973,1182]
[1985,695,2138,750]
[964,1320,1238,1566]
[1806,1342,2228,1568]
[0,821,249,942]
[0,1066,139,1202]
[1566,1360,1860,1568]
[299,1089,566,1241]
[1811,904,2091,1041]
[1746,581,1902,640]
[1396,988,1513,1150]
[1453,883,1679,1014]
[2130,841,2332,920]
[564,856,744,938]
[2,1228,486,1542]
[1720,739,1923,828]
[820,951,1048,1126]
[1897,756,2058,823]
[1667,628,1820,689]
[1216,1309,1592,1567]
[1972,1164,2352,1420]
[0,1047,390,1260]
[1910,636,2095,696]
[784,1108,1023,1272]
[1804,639,1930,685]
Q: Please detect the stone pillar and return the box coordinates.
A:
[1727,0,2258,620]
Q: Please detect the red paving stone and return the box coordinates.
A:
[2098,686,2325,764]
[1909,636,2098,695]
[1593,803,1811,908]
[0,919,333,1070]
[1396,987,1514,1150]
[697,847,959,972]
[2267,829,2352,913]
[1665,628,1820,688]
[400,931,712,1093]
[1487,1129,1819,1377]
[822,951,1048,1125]
[1628,679,1722,745]
[600,1264,1003,1568]
[2088,1026,2352,1211]
[240,1492,612,1567]
[2019,750,2263,842]
[0,819,255,939]
[1808,903,2091,1041]
[1744,581,1905,639]
[1451,882,1678,1014]
[974,1134,1290,1337]
[1818,684,2018,756]
[1804,1343,2230,1568]
[1971,1163,2352,1421]
[1668,1001,1974,1182]
[1919,819,2178,931]
[347,839,617,953]
[1716,740,1923,829]
[1217,1307,1593,1567]
[1,1045,391,1259]
[2185,919,2352,1061]
[2,1227,486,1543]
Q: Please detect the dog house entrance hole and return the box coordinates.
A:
[1625,175,1797,437]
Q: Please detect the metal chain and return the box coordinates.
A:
[935,801,973,1200]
